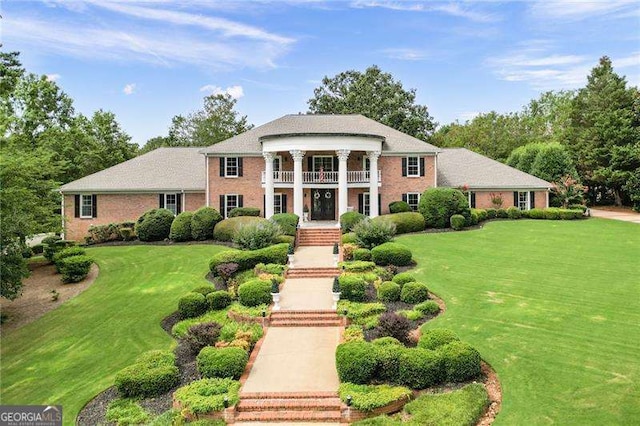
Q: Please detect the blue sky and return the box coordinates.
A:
[2,0,639,147]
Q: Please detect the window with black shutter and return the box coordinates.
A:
[419,157,425,176]
[470,192,476,208]
[74,195,80,218]
[530,191,536,209]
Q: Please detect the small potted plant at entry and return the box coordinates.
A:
[303,204,309,222]
[270,278,281,311]
[333,242,340,266]
[331,276,341,310]
[287,244,295,267]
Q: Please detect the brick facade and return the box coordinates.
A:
[472,190,547,210]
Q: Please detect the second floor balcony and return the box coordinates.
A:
[261,170,381,186]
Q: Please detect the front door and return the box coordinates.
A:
[311,188,335,220]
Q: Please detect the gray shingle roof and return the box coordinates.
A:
[200,114,440,155]
[60,147,206,192]
[437,148,552,189]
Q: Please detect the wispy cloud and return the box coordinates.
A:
[123,83,136,95]
[199,84,244,99]
[351,0,500,23]
[528,0,639,21]
[46,73,61,82]
[381,48,431,61]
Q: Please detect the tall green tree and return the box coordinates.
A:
[308,65,436,141]
[568,56,639,205]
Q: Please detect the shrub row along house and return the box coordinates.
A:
[60,114,551,240]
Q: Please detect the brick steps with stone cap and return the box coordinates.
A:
[297,228,341,246]
[235,392,342,423]
[270,310,343,327]
[286,267,340,278]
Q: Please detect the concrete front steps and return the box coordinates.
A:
[286,267,340,278]
[297,228,341,246]
[236,392,342,423]
[270,310,344,327]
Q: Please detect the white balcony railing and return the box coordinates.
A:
[261,170,381,184]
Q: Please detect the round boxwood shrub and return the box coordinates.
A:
[450,214,466,230]
[136,208,175,241]
[338,274,367,302]
[191,207,223,240]
[371,336,403,347]
[213,217,266,242]
[209,243,289,273]
[486,208,497,219]
[340,211,366,233]
[419,188,470,228]
[114,350,179,398]
[335,342,378,384]
[237,278,272,307]
[372,212,425,235]
[169,211,194,241]
[53,246,86,272]
[398,348,444,389]
[197,346,248,380]
[173,378,240,416]
[207,291,233,310]
[392,272,416,287]
[228,207,261,217]
[472,208,488,222]
[191,286,216,296]
[270,213,299,236]
[59,255,93,283]
[507,206,521,219]
[375,342,403,383]
[469,210,479,225]
[437,341,482,382]
[496,208,509,218]
[353,248,372,261]
[371,242,412,266]
[529,208,544,219]
[415,300,440,316]
[389,201,412,213]
[341,233,358,245]
[178,293,208,319]
[377,281,401,302]
[400,282,429,304]
[418,328,460,350]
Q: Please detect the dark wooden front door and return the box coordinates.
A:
[311,189,335,220]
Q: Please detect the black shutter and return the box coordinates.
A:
[513,192,518,207]
[358,193,364,214]
[282,194,287,213]
[219,195,225,216]
[238,158,243,177]
[419,157,425,176]
[220,157,225,177]
[238,195,244,207]
[307,157,313,172]
[470,192,476,208]
[159,194,165,209]
[530,191,535,209]
[402,158,407,177]
[333,156,339,171]
[402,193,407,203]
[74,195,80,218]
[378,194,382,215]
[263,194,266,216]
[176,193,182,214]
[92,195,97,218]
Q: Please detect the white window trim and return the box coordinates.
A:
[313,155,335,172]
[224,194,239,218]
[363,156,370,171]
[80,194,93,219]
[406,192,421,211]
[163,193,178,216]
[273,155,283,171]
[406,156,420,177]
[274,193,284,215]
[518,191,530,211]
[363,192,371,216]
[225,157,239,178]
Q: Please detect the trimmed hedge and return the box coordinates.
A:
[336,342,378,384]
[114,350,179,398]
[371,242,412,266]
[437,341,482,382]
[209,243,289,273]
[419,188,470,228]
[213,216,266,242]
[377,281,401,302]
[340,211,367,233]
[398,348,444,389]
[339,260,376,272]
[228,207,261,217]
[338,383,412,412]
[53,246,86,272]
[169,211,194,241]
[191,286,216,296]
[197,346,248,380]
[450,214,466,230]
[207,291,233,310]
[270,213,299,236]
[341,232,358,244]
[191,207,223,240]
[389,201,412,213]
[392,272,416,287]
[338,274,367,302]
[529,208,544,219]
[178,293,208,319]
[136,208,175,241]
[372,212,425,235]
[173,378,240,416]
[415,300,440,316]
[400,282,429,304]
[353,248,372,261]
[507,206,521,219]
[59,255,93,283]
[237,278,272,307]
[418,328,460,350]
[472,208,488,222]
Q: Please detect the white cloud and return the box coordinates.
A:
[351,0,500,23]
[529,0,639,21]
[46,73,61,82]
[123,83,136,95]
[381,48,430,61]
[199,84,244,99]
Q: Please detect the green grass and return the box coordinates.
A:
[0,244,228,425]
[399,219,640,425]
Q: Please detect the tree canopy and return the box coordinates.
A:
[307,65,436,141]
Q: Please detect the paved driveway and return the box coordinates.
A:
[590,208,640,224]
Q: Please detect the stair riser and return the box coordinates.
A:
[237,404,341,412]
[234,412,342,422]
[270,323,343,327]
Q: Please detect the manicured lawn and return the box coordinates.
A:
[0,244,228,426]
[400,219,640,425]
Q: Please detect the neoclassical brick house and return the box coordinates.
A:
[60,114,551,240]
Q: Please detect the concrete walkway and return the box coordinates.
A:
[292,246,336,268]
[590,208,640,224]
[280,278,334,311]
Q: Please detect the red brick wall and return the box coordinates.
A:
[378,155,436,214]
[63,192,206,241]
[473,190,548,209]
[208,156,265,216]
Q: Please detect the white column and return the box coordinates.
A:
[367,151,381,218]
[290,150,305,219]
[336,149,351,218]
[263,152,275,218]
